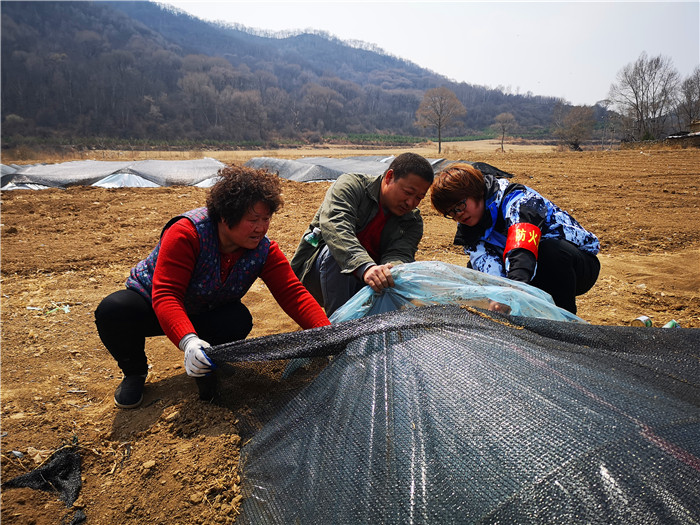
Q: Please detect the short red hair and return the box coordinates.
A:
[430,163,486,215]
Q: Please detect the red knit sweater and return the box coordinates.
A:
[151,218,330,346]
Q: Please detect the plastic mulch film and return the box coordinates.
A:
[1,158,515,189]
[0,158,224,189]
[242,157,516,183]
[210,306,700,524]
[244,157,344,182]
[330,261,585,324]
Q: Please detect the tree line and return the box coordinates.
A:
[0,1,563,147]
[1,1,698,150]
[416,53,699,152]
[607,53,699,141]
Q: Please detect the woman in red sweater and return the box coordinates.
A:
[95,165,330,409]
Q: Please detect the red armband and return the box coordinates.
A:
[504,222,541,260]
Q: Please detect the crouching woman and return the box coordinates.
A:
[95,165,330,409]
[430,163,600,314]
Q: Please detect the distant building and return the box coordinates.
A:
[690,120,700,133]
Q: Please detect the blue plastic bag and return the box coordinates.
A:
[330,261,585,324]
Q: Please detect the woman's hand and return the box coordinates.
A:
[179,334,215,377]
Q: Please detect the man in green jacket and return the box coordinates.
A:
[291,152,434,316]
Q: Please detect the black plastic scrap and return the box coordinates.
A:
[4,446,82,506]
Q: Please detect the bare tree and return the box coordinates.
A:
[415,87,466,153]
[552,103,595,150]
[493,112,516,152]
[675,65,700,130]
[608,52,680,140]
[301,83,345,133]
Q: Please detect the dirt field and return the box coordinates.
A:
[1,145,699,523]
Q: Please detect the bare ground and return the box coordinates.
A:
[1,146,699,523]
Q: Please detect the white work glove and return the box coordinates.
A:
[179,333,214,377]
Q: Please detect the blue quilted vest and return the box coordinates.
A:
[126,207,270,314]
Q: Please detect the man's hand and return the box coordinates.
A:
[179,334,214,377]
[487,300,512,315]
[363,263,395,292]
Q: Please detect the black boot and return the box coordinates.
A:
[114,374,147,409]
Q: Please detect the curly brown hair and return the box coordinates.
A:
[430,163,485,216]
[207,164,283,226]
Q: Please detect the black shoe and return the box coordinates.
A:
[114,374,147,409]
[195,373,217,402]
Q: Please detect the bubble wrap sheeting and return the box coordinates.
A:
[331,261,584,324]
[233,306,700,524]
[0,158,224,188]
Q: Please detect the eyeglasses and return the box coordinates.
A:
[444,199,467,220]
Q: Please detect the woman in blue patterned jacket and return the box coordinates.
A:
[430,163,600,314]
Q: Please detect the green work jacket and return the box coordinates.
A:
[290,172,424,285]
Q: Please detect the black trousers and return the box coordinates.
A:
[94,289,252,376]
[529,238,601,315]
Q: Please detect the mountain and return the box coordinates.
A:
[106,1,439,89]
[1,1,564,145]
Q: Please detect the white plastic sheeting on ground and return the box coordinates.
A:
[1,156,514,190]
[91,172,161,188]
[244,156,513,182]
[1,158,225,190]
[244,157,336,182]
[244,156,395,182]
[1,182,54,190]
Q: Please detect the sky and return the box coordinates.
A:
[163,0,699,106]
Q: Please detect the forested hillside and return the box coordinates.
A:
[2,1,566,146]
